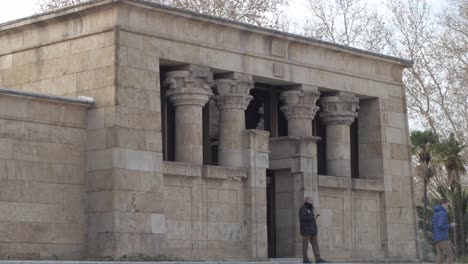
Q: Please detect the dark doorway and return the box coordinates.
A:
[266,169,277,258]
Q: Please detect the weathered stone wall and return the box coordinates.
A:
[162,163,250,259]
[316,177,386,260]
[0,90,91,259]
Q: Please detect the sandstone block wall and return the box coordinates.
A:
[163,163,249,259]
[0,90,92,259]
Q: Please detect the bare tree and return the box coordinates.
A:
[301,0,393,53]
[37,0,289,28]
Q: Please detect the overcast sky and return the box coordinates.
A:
[0,0,446,25]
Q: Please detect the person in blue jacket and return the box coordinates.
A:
[431,198,456,264]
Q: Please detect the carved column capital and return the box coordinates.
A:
[164,65,213,107]
[213,73,254,111]
[280,90,320,120]
[319,92,359,126]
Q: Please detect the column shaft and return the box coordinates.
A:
[175,104,203,164]
[326,124,351,177]
[288,117,312,137]
[218,109,245,167]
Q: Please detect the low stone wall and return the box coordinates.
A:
[0,88,93,259]
[162,162,251,260]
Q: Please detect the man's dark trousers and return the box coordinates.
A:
[302,234,320,261]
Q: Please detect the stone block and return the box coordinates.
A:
[87,108,105,130]
[119,30,144,50]
[385,112,406,129]
[0,180,30,202]
[163,161,202,177]
[0,54,12,70]
[391,143,410,160]
[207,222,244,241]
[358,159,384,179]
[118,66,145,90]
[1,64,31,86]
[30,182,58,204]
[385,127,406,144]
[87,191,113,212]
[127,48,147,69]
[26,101,64,123]
[86,148,113,171]
[0,95,28,118]
[40,41,70,60]
[151,213,166,234]
[115,106,161,131]
[145,70,160,91]
[86,169,114,191]
[112,148,155,172]
[53,223,84,244]
[62,144,84,165]
[381,96,405,113]
[0,119,25,139]
[115,211,152,233]
[0,160,15,180]
[207,189,237,204]
[0,138,14,160]
[71,33,108,53]
[77,66,114,91]
[86,128,107,150]
[165,220,189,240]
[12,49,37,66]
[88,212,113,233]
[270,39,288,57]
[115,233,163,257]
[115,190,164,213]
[0,222,54,243]
[87,233,114,257]
[57,184,83,205]
[207,202,237,222]
[115,169,163,192]
[29,58,66,81]
[117,87,151,110]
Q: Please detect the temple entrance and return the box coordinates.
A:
[266,169,297,258]
[266,170,276,258]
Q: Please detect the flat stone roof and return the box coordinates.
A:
[0,87,95,106]
[0,0,412,67]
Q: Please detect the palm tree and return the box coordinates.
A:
[433,133,466,256]
[411,130,439,239]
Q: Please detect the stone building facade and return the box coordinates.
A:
[0,0,418,261]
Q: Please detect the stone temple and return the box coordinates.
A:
[0,0,419,261]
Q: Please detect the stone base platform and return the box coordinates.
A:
[0,258,424,264]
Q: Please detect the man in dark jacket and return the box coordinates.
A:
[431,198,455,264]
[299,196,326,263]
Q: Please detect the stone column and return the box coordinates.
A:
[213,73,254,167]
[280,87,320,137]
[165,65,213,165]
[319,92,359,177]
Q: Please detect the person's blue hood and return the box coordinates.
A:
[434,204,446,212]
